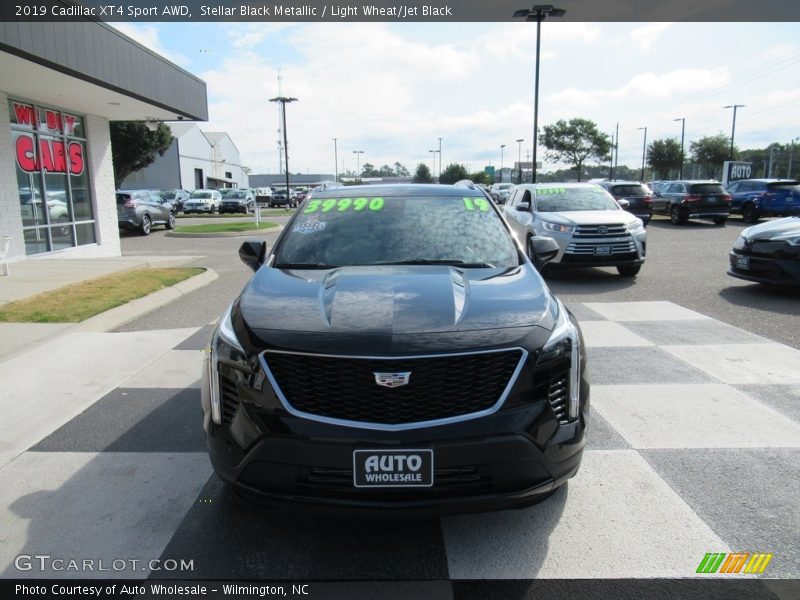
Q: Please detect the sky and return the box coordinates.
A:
[113,21,800,176]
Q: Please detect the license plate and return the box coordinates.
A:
[736,256,750,270]
[353,449,433,488]
[594,246,612,256]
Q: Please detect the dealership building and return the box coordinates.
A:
[0,19,207,261]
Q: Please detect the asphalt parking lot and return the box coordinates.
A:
[1,211,798,593]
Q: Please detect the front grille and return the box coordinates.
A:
[548,373,569,424]
[565,239,636,255]
[262,349,524,426]
[573,224,627,237]
[219,370,240,426]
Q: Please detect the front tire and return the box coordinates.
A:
[139,215,151,236]
[165,212,176,230]
[528,238,548,276]
[741,203,759,223]
[713,216,727,226]
[617,264,641,277]
[670,205,687,225]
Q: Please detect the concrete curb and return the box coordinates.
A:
[72,268,219,332]
[165,224,284,238]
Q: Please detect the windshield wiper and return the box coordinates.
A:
[370,259,496,268]
[274,262,338,270]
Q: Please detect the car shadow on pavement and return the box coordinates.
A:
[544,268,641,294]
[719,285,800,317]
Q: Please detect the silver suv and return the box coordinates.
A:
[116,189,176,235]
[184,189,222,214]
[504,183,647,277]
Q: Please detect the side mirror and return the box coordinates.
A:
[617,199,630,209]
[239,239,267,271]
[529,236,560,265]
[516,202,530,211]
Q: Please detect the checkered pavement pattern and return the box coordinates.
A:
[1,302,799,584]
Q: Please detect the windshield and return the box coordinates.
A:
[611,185,647,196]
[690,184,726,195]
[275,194,520,269]
[767,181,800,191]
[534,186,619,212]
[497,184,514,190]
[191,192,212,198]
[228,192,246,199]
[161,192,176,199]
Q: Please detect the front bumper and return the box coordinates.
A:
[728,249,800,287]
[545,229,647,268]
[219,203,248,213]
[184,204,214,213]
[201,342,589,516]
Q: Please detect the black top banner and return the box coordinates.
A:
[3,0,800,22]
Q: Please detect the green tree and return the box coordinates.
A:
[647,138,683,179]
[469,171,490,185]
[110,121,174,187]
[378,164,395,177]
[412,163,433,183]
[540,118,611,182]
[394,162,410,177]
[690,133,734,178]
[439,163,469,185]
[360,162,379,177]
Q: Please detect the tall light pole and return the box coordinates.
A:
[332,138,338,182]
[608,133,615,180]
[516,138,524,183]
[269,96,297,199]
[500,144,506,181]
[614,122,620,177]
[437,137,443,181]
[353,150,364,179]
[637,126,647,182]
[514,4,566,184]
[429,149,438,179]
[723,104,745,160]
[673,117,685,179]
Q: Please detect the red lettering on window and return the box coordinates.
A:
[38,138,56,172]
[15,135,37,171]
[68,142,84,175]
[45,110,62,132]
[51,140,67,172]
[63,115,76,135]
[13,103,35,126]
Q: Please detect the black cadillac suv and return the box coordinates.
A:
[201,184,589,516]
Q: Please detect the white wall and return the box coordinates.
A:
[0,91,26,260]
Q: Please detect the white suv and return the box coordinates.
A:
[184,189,222,214]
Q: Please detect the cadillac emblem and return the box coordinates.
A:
[373,372,412,388]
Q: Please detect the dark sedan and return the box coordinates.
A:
[652,180,731,225]
[728,217,800,286]
[201,184,589,516]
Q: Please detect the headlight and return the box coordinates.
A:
[208,303,247,425]
[541,221,576,234]
[732,236,746,250]
[537,298,581,421]
[626,219,644,232]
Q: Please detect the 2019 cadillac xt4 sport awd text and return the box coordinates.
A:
[201,185,589,516]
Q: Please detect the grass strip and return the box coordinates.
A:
[0,267,205,323]
[173,222,279,234]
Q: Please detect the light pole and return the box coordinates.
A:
[516,138,524,184]
[614,122,619,177]
[437,137,443,181]
[513,4,566,183]
[723,104,745,160]
[429,149,438,179]
[673,117,685,179]
[332,138,338,182]
[353,150,364,179]
[269,96,297,200]
[637,126,647,182]
[608,133,614,180]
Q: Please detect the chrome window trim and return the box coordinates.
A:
[258,347,529,432]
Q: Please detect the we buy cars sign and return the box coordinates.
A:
[12,102,85,176]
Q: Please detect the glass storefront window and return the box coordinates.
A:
[9,99,96,255]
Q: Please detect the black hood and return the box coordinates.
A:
[236,264,554,354]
